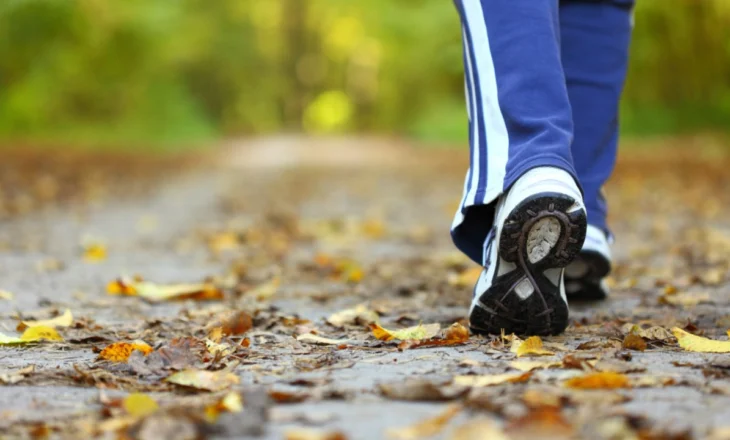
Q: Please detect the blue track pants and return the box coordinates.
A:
[451,0,634,264]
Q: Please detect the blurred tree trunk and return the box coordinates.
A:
[282,0,307,131]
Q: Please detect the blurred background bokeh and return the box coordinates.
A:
[0,0,729,150]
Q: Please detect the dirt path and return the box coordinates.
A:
[2,138,730,439]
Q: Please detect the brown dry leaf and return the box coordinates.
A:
[123,393,159,418]
[564,372,631,389]
[212,311,253,337]
[449,419,509,440]
[620,324,673,341]
[285,429,347,440]
[673,327,730,353]
[454,372,531,387]
[622,334,647,351]
[398,323,470,350]
[166,369,239,392]
[379,379,467,401]
[326,304,379,328]
[297,333,349,346]
[107,276,223,302]
[99,340,153,362]
[448,267,482,288]
[386,404,462,440]
[510,360,562,372]
[511,336,555,357]
[659,292,711,307]
[505,406,574,439]
[0,365,35,384]
[17,308,73,331]
[370,323,440,342]
[0,325,63,344]
[83,243,107,262]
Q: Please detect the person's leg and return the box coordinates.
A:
[452,0,588,335]
[560,0,634,299]
[451,0,579,265]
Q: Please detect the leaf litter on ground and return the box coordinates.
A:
[107,276,224,302]
[17,308,73,331]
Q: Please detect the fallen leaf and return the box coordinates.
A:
[449,418,510,440]
[386,404,462,440]
[564,372,631,389]
[205,391,243,422]
[166,369,239,392]
[510,360,562,372]
[296,333,350,346]
[622,334,647,351]
[659,292,711,307]
[505,406,574,439]
[285,429,347,440]
[397,323,469,350]
[123,393,159,418]
[206,339,235,356]
[370,323,440,342]
[83,243,107,262]
[0,365,35,384]
[620,324,673,341]
[0,325,64,344]
[379,379,467,401]
[673,327,730,353]
[17,308,73,331]
[454,372,531,387]
[0,290,14,300]
[99,341,154,362]
[107,277,223,302]
[511,336,555,357]
[326,304,379,328]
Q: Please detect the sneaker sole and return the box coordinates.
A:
[469,192,587,336]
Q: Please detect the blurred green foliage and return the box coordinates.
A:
[0,0,728,148]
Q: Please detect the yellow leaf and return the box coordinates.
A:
[564,372,631,389]
[221,392,243,412]
[370,323,440,342]
[511,336,555,357]
[107,277,223,302]
[673,327,730,353]
[0,290,14,300]
[99,341,153,362]
[326,304,379,327]
[622,334,647,351]
[386,404,462,440]
[453,372,531,387]
[18,309,73,331]
[122,393,158,418]
[0,326,64,344]
[83,243,107,262]
[166,369,240,392]
[21,326,63,342]
[204,391,244,422]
